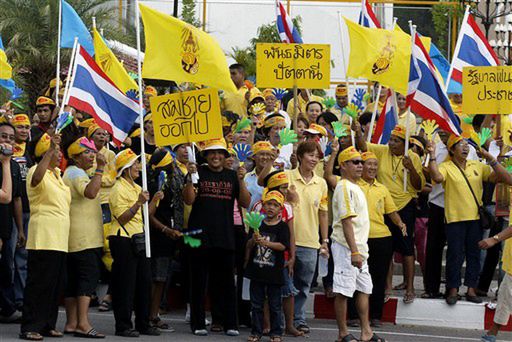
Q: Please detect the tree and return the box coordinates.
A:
[181,0,200,27]
[0,0,133,112]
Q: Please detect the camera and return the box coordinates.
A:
[0,145,13,156]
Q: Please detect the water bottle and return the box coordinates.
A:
[318,251,328,277]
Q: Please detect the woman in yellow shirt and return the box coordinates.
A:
[20,133,71,341]
[62,137,106,338]
[108,149,162,337]
[428,135,512,305]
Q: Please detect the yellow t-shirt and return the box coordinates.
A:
[63,166,104,252]
[368,143,425,210]
[331,179,370,259]
[286,168,328,249]
[286,93,324,119]
[177,160,192,229]
[438,160,492,224]
[221,86,260,117]
[364,100,385,114]
[26,166,71,252]
[358,179,397,238]
[502,206,512,275]
[87,147,116,205]
[108,177,143,237]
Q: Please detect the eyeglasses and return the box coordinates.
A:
[0,133,15,141]
[348,160,364,165]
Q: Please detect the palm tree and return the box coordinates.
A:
[0,0,133,112]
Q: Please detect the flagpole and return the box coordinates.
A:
[135,0,151,258]
[403,21,417,193]
[56,0,62,107]
[445,5,470,92]
[367,85,382,142]
[59,37,78,115]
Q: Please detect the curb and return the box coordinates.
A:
[309,293,512,331]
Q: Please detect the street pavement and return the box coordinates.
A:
[1,309,511,342]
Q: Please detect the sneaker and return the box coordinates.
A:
[194,329,208,336]
[226,329,240,336]
[0,310,22,323]
[481,334,497,342]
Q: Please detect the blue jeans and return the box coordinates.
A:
[293,246,317,327]
[445,220,482,290]
[250,280,282,337]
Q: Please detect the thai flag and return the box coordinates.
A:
[371,89,397,144]
[409,32,462,135]
[67,46,140,146]
[275,0,303,43]
[358,0,381,28]
[448,8,499,86]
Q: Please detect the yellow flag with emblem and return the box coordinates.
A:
[345,18,411,95]
[93,28,137,94]
[0,49,12,80]
[139,4,236,93]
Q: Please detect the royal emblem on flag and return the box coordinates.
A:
[372,37,395,75]
[181,27,199,75]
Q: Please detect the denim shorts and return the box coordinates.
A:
[281,267,298,298]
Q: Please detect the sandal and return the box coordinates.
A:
[363,333,386,342]
[97,300,111,312]
[336,333,358,342]
[42,330,63,338]
[247,335,260,342]
[73,328,105,339]
[270,336,282,342]
[403,292,415,304]
[210,324,223,333]
[383,293,391,303]
[19,332,43,341]
[393,283,406,291]
[150,317,172,330]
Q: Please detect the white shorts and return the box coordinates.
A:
[332,241,372,298]
[494,273,512,325]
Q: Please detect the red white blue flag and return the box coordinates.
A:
[372,89,398,144]
[275,0,303,43]
[358,0,381,28]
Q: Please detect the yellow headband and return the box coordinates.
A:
[36,96,55,107]
[144,86,157,97]
[264,115,286,128]
[78,118,95,129]
[391,125,407,140]
[263,190,285,207]
[267,172,289,189]
[335,85,348,97]
[130,128,141,138]
[151,152,174,170]
[338,146,362,165]
[67,137,97,157]
[12,114,30,126]
[447,134,463,150]
[263,88,274,98]
[35,133,51,157]
[252,141,273,155]
[87,124,100,138]
[361,151,377,161]
[410,137,424,151]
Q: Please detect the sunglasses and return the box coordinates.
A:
[348,160,364,165]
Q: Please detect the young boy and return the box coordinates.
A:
[480,222,512,342]
[245,190,290,342]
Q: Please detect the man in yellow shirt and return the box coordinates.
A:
[221,64,259,117]
[286,89,324,119]
[329,84,351,123]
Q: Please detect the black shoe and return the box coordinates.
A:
[370,319,382,328]
[115,329,139,337]
[139,327,160,336]
[466,294,483,304]
[446,295,458,305]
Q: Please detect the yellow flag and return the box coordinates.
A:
[394,25,431,52]
[93,29,137,94]
[345,18,411,95]
[0,50,12,80]
[139,4,236,93]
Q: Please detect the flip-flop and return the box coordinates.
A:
[362,333,386,342]
[42,329,63,338]
[74,328,105,339]
[336,333,358,342]
[19,332,43,341]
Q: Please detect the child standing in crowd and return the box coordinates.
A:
[245,190,290,342]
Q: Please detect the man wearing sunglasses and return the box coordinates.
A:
[331,146,383,342]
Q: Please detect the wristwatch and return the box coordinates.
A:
[493,235,500,242]
[322,238,329,244]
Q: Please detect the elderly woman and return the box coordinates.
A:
[20,132,70,341]
[428,135,512,305]
[108,149,163,337]
[62,137,106,338]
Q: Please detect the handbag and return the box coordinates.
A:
[114,215,146,256]
[453,163,495,230]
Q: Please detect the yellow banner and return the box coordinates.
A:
[150,88,223,146]
[463,66,512,115]
[256,43,331,89]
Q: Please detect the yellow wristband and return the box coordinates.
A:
[351,252,360,256]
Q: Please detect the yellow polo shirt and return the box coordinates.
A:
[108,177,143,237]
[364,100,385,114]
[87,147,116,204]
[368,143,425,211]
[26,166,71,252]
[286,93,324,119]
[438,160,492,224]
[221,86,260,117]
[331,179,370,259]
[63,166,104,252]
[358,179,397,238]
[286,168,328,249]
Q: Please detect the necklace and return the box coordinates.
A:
[391,154,403,182]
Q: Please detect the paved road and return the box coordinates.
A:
[1,310,511,342]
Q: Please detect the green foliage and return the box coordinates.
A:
[229,17,302,78]
[431,2,463,56]
[181,0,200,27]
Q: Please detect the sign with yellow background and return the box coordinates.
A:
[256,43,331,89]
[463,65,512,115]
[150,88,223,146]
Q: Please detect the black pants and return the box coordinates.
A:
[368,237,393,320]
[234,226,251,326]
[478,218,505,292]
[20,250,66,334]
[250,280,283,337]
[109,236,151,333]
[386,200,416,256]
[188,247,237,332]
[424,203,446,295]
[322,226,334,289]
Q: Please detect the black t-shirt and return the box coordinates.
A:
[0,160,22,240]
[148,169,176,257]
[245,220,290,285]
[12,150,34,213]
[130,137,156,157]
[187,165,240,250]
